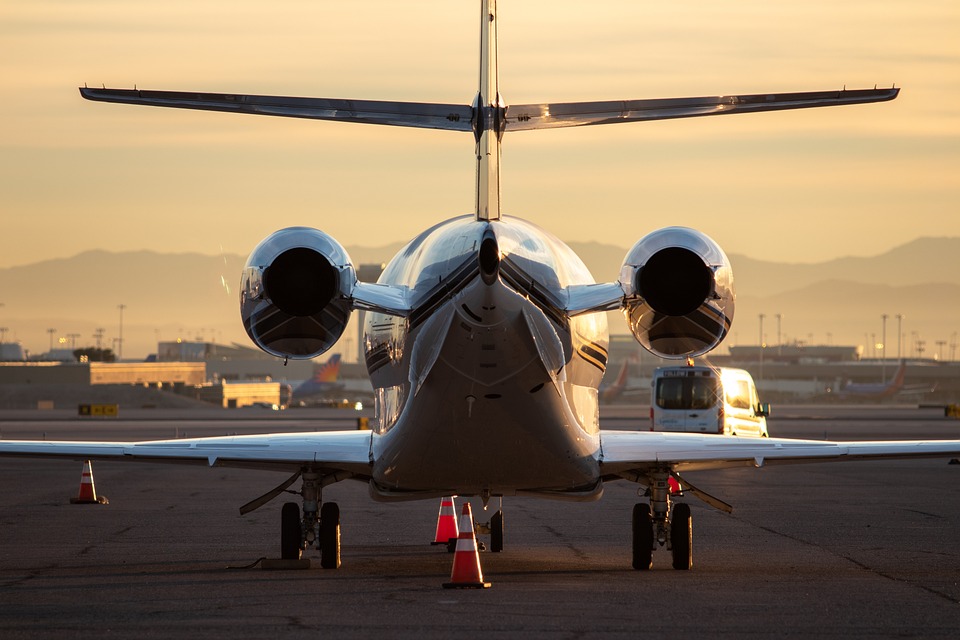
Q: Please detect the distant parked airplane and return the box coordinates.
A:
[835,361,933,399]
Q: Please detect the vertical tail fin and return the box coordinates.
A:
[474,0,503,221]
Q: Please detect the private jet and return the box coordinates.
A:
[3,0,958,571]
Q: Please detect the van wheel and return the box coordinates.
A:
[670,503,692,570]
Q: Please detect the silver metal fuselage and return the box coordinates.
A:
[364,216,609,501]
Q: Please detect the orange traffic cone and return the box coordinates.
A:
[70,460,108,505]
[431,496,459,546]
[442,502,491,589]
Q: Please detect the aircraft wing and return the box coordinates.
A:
[79,87,474,132]
[600,430,960,476]
[506,87,899,131]
[0,431,373,475]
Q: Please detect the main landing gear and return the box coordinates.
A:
[468,494,504,553]
[474,508,504,553]
[632,470,692,571]
[279,469,341,568]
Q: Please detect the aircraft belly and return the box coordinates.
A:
[371,281,601,497]
[372,365,600,497]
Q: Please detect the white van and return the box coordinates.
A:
[650,365,769,437]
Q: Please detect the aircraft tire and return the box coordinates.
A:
[491,510,504,553]
[280,502,302,560]
[670,503,693,570]
[320,502,341,569]
[632,503,653,570]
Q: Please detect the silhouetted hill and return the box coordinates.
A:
[730,237,960,296]
[2,237,957,358]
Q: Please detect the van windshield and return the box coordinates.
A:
[656,376,719,410]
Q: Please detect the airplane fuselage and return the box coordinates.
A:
[364,216,608,500]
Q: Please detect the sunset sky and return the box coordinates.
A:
[2,0,958,269]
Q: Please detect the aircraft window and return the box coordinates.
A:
[725,380,751,409]
[656,377,719,410]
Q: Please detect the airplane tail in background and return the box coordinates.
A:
[600,359,633,403]
[291,353,345,402]
[889,359,907,389]
[313,354,342,383]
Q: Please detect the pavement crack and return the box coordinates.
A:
[840,554,960,605]
[903,508,945,519]
[745,518,960,605]
[0,573,38,588]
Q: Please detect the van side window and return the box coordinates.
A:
[725,380,751,409]
[656,377,718,410]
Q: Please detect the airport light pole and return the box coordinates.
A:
[881,313,888,381]
[758,313,765,381]
[896,313,904,361]
[117,304,126,361]
[775,313,782,356]
[47,328,57,354]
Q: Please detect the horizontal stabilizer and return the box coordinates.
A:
[506,87,899,131]
[80,87,474,132]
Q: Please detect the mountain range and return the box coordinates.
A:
[1,237,957,360]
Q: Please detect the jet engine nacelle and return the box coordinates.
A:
[240,227,355,360]
[619,227,734,359]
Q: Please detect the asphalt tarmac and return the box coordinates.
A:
[1,406,959,639]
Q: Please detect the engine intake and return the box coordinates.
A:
[240,227,355,359]
[619,227,734,359]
